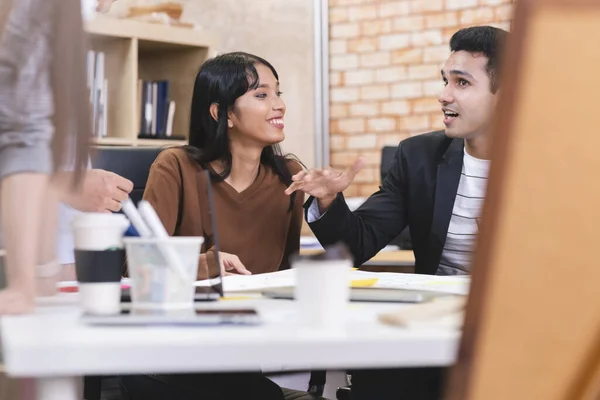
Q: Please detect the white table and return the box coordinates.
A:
[1,295,460,400]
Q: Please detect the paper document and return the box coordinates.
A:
[196,269,470,296]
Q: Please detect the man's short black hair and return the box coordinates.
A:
[450,26,508,93]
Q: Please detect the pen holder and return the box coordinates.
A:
[123,236,204,310]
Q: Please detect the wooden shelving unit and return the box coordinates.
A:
[84,14,218,147]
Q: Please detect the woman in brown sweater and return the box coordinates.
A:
[142,55,303,280]
[119,53,318,400]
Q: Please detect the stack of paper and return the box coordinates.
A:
[196,269,470,296]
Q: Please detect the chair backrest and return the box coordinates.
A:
[380,146,397,184]
[91,146,161,205]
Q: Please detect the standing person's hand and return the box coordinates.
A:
[284,158,365,212]
[59,169,134,213]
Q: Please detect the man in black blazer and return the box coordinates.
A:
[286,26,508,399]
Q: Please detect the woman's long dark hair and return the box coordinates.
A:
[185,52,299,210]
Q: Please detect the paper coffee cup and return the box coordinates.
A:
[72,213,129,315]
[292,243,353,331]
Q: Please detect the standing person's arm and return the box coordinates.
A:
[286,145,408,267]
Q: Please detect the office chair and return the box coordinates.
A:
[84,145,162,400]
[91,146,162,205]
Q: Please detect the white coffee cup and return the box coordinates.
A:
[72,213,130,315]
[293,245,353,331]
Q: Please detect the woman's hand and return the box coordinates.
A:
[218,252,251,276]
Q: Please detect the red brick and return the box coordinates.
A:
[493,21,511,31]
[331,151,360,166]
[361,19,393,36]
[378,2,411,18]
[342,185,359,197]
[481,0,512,5]
[410,0,444,13]
[350,102,379,117]
[423,45,450,63]
[338,118,366,134]
[353,167,376,183]
[412,98,440,113]
[329,72,343,87]
[360,85,391,101]
[330,104,349,119]
[360,52,392,68]
[347,134,377,150]
[330,0,372,5]
[344,70,375,85]
[442,27,459,43]
[495,4,513,20]
[359,150,383,165]
[377,133,410,147]
[329,135,346,151]
[425,12,459,28]
[459,7,495,25]
[408,64,440,80]
[330,120,340,134]
[375,66,408,83]
[348,5,378,21]
[381,100,411,116]
[330,54,359,71]
[392,16,425,32]
[331,23,360,39]
[411,30,444,46]
[329,7,349,23]
[379,33,411,50]
[429,113,445,130]
[445,0,477,10]
[397,115,430,132]
[348,38,378,53]
[367,117,396,132]
[391,82,423,99]
[329,40,348,55]
[331,87,359,103]
[423,79,443,96]
[391,48,423,64]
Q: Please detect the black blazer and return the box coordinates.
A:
[305,130,465,275]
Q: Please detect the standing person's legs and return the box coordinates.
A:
[0,143,56,314]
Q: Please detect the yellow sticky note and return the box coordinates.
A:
[351,278,378,288]
[220,296,254,301]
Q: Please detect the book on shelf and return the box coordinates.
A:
[87,50,107,138]
[137,79,176,139]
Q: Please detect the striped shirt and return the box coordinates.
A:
[437,151,490,276]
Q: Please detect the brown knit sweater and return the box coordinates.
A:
[142,147,304,279]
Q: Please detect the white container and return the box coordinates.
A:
[123,236,204,310]
[72,213,130,251]
[72,213,130,315]
[294,257,353,331]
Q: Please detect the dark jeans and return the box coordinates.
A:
[119,373,316,400]
[349,367,446,400]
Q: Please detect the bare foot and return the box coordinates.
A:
[0,288,34,315]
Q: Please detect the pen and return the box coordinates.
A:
[137,200,189,283]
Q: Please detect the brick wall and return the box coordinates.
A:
[328,0,514,197]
